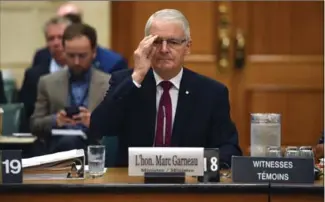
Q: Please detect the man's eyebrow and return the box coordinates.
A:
[155,37,185,40]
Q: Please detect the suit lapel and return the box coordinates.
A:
[88,69,107,111]
[141,69,157,145]
[171,68,195,146]
[54,70,69,107]
[53,68,106,110]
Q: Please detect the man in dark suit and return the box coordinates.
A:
[30,23,111,155]
[31,3,128,74]
[19,16,72,132]
[89,9,242,167]
[0,70,7,104]
[31,44,127,75]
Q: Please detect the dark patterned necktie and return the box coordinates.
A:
[154,81,173,147]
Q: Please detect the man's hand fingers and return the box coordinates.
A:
[58,110,67,116]
[140,35,158,50]
[78,106,89,112]
[147,46,157,59]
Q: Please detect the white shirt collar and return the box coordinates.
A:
[153,68,183,90]
[50,59,67,73]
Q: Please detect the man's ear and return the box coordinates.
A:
[92,48,97,59]
[185,40,192,55]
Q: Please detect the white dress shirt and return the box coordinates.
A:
[50,59,67,73]
[133,68,183,126]
[152,68,183,125]
[133,68,183,145]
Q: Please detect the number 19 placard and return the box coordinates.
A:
[0,150,22,184]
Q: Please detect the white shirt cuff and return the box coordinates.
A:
[132,80,141,88]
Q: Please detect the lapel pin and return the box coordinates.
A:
[185,90,189,95]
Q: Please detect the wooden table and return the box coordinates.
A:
[270,181,324,202]
[0,168,323,202]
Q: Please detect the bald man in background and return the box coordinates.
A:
[31,2,128,74]
[56,2,82,16]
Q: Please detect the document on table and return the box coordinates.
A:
[12,133,33,137]
[76,165,107,173]
[22,149,85,168]
[22,149,85,180]
[0,136,37,144]
[51,129,87,140]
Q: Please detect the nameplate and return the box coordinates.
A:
[128,147,204,176]
[231,156,314,183]
[0,150,23,184]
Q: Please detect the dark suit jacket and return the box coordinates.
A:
[89,68,242,167]
[32,46,128,74]
[19,61,50,132]
[0,70,7,104]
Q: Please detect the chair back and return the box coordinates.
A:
[3,79,18,103]
[0,103,24,135]
[101,136,118,167]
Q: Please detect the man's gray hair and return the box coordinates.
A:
[144,9,191,40]
[43,16,72,36]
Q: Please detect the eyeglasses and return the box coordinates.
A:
[153,38,187,48]
[66,53,89,59]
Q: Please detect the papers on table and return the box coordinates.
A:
[23,173,69,180]
[0,136,37,144]
[22,149,86,180]
[12,133,33,137]
[51,129,87,140]
[22,149,84,168]
[76,165,107,173]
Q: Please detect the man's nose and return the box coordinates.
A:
[53,38,62,47]
[73,57,80,65]
[160,41,169,53]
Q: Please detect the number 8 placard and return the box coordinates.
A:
[0,150,22,184]
[200,148,220,183]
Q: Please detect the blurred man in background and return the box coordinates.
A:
[30,23,110,154]
[0,70,7,104]
[31,2,128,74]
[19,17,72,132]
[56,2,83,17]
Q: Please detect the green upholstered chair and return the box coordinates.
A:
[3,79,18,103]
[101,136,118,167]
[0,103,24,136]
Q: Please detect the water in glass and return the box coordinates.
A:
[87,145,105,177]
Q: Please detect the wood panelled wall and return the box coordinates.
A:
[111,1,324,154]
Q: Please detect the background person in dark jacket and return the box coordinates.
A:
[0,70,7,104]
[31,2,128,74]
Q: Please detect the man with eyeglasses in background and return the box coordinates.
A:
[31,2,128,74]
[30,23,110,155]
[19,17,72,133]
[89,9,242,168]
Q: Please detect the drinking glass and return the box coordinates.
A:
[284,146,299,158]
[87,145,106,177]
[250,113,281,157]
[299,146,314,159]
[266,146,282,157]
